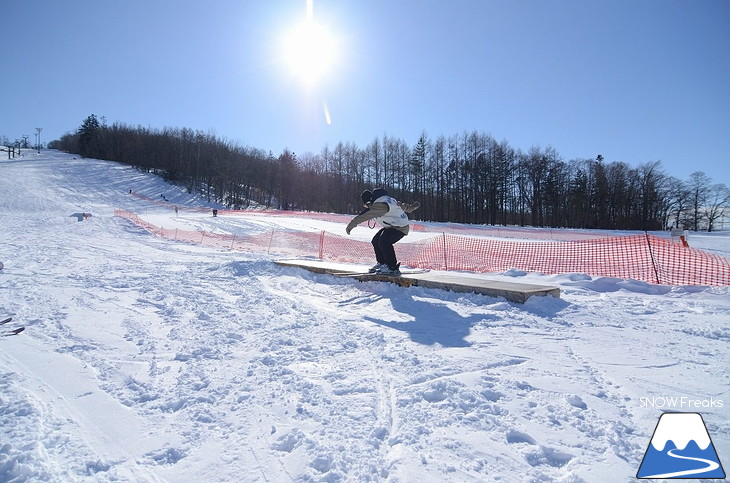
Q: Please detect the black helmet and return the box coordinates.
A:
[372,188,388,199]
[361,190,374,206]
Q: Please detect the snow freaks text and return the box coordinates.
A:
[640,396,724,409]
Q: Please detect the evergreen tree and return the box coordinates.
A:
[78,114,101,158]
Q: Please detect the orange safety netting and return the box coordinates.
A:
[115,209,730,286]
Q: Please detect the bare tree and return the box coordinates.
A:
[665,177,689,229]
[688,171,711,231]
[703,183,730,232]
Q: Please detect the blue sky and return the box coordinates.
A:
[2,0,728,184]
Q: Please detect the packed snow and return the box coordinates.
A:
[1,150,728,482]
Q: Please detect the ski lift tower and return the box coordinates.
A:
[35,128,42,153]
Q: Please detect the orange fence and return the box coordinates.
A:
[115,209,730,286]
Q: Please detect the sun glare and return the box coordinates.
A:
[283,21,337,85]
[282,0,337,86]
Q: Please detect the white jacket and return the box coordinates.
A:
[374,195,408,227]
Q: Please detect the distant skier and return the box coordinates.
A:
[345,188,420,275]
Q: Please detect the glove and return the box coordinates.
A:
[402,201,421,213]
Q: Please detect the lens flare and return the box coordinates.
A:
[323,102,332,125]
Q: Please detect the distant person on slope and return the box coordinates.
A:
[345,188,420,275]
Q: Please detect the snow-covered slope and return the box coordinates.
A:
[1,151,728,482]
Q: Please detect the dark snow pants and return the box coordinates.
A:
[371,228,405,269]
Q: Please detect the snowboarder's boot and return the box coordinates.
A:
[377,263,401,275]
[369,263,385,273]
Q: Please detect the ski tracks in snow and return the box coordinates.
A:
[245,269,633,481]
[3,154,729,482]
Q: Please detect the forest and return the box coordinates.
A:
[48,114,729,232]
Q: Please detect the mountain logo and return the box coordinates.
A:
[637,412,726,479]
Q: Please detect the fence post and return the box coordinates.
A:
[231,234,236,249]
[318,230,325,259]
[442,232,448,271]
[644,232,661,284]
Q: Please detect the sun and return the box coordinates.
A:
[282,4,337,85]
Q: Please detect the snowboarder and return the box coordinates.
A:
[345,188,420,275]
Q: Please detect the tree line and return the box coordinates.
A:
[49,115,729,231]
